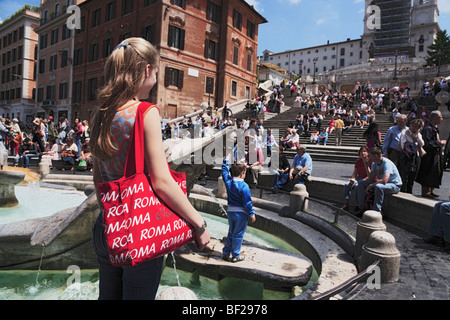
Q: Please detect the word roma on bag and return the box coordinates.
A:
[100,180,186,204]
[100,180,193,265]
[108,228,192,265]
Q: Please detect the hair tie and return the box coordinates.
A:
[113,42,129,52]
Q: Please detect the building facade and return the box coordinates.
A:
[34,0,86,123]
[71,0,266,121]
[261,38,364,78]
[361,0,440,61]
[0,8,39,124]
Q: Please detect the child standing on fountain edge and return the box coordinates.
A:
[222,153,256,262]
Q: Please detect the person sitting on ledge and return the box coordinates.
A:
[341,146,372,212]
[424,193,450,252]
[60,138,78,171]
[289,144,312,185]
[355,147,402,216]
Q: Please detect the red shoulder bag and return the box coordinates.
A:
[98,102,194,267]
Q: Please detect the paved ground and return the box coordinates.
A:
[311,162,450,300]
[279,162,450,300]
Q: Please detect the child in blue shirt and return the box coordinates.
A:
[222,157,256,262]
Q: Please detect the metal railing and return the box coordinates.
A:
[309,260,381,300]
[302,196,360,224]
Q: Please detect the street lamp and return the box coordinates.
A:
[312,58,318,84]
[393,50,399,80]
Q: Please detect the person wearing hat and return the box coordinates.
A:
[48,116,59,140]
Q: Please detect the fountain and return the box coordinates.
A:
[0,127,359,300]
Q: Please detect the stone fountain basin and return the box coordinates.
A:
[0,170,26,207]
[0,193,99,270]
[169,238,313,292]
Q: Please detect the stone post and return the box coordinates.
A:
[156,287,198,300]
[289,184,309,217]
[353,210,386,260]
[359,231,401,283]
[39,159,51,177]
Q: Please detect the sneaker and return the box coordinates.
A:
[430,192,439,198]
[300,172,310,182]
[355,207,367,218]
[231,256,245,263]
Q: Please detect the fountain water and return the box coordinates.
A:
[28,246,46,296]
[0,183,87,225]
[192,184,227,217]
[170,252,182,287]
[0,212,299,300]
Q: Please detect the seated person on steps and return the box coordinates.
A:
[289,144,312,185]
[60,137,78,171]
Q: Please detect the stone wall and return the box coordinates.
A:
[306,177,436,233]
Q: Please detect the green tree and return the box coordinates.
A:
[425,30,450,69]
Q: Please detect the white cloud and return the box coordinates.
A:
[439,0,450,13]
[316,18,326,25]
[245,0,262,11]
[275,0,302,5]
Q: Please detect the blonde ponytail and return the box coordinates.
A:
[90,38,159,160]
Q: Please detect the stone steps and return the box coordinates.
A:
[231,87,398,163]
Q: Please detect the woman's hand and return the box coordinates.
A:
[194,229,211,251]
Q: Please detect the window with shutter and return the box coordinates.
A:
[205,39,218,61]
[164,67,184,89]
[170,0,186,9]
[168,25,185,50]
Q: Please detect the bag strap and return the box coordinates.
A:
[124,102,159,177]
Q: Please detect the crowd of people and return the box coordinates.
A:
[0,115,92,171]
[240,81,449,228]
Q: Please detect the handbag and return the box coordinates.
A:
[98,102,194,267]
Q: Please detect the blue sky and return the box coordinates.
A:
[252,0,450,55]
[2,0,450,56]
